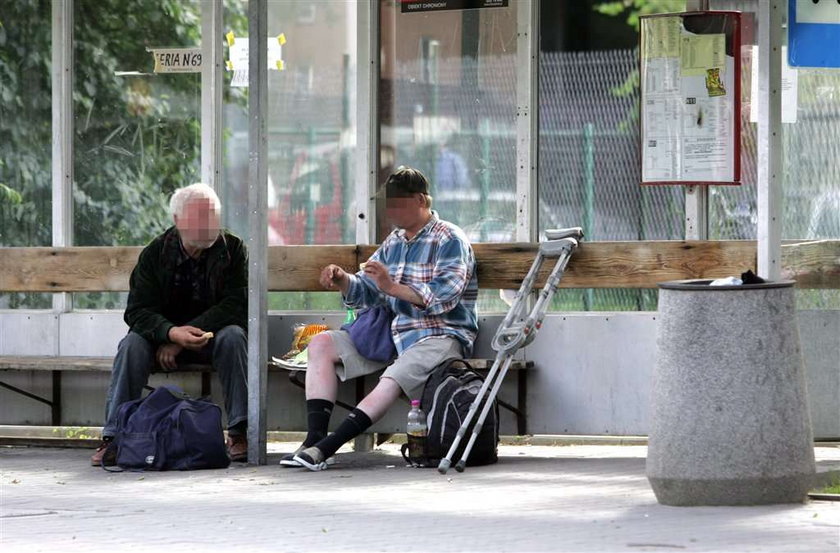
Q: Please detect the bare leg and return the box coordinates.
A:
[296,377,403,469]
[357,377,403,422]
[305,332,341,402]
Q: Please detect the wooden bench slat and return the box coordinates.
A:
[1,356,531,372]
[0,356,214,373]
[0,356,113,372]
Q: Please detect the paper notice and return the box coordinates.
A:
[680,33,725,76]
[643,17,681,59]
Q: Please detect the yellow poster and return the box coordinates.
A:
[643,17,681,59]
[680,33,725,76]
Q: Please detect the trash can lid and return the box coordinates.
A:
[657,279,796,291]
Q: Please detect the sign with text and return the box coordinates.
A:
[149,48,202,73]
[225,33,286,88]
[401,0,507,14]
[639,11,742,186]
[788,0,840,68]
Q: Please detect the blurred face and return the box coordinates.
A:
[175,197,220,251]
[385,193,429,233]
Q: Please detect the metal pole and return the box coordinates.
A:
[200,0,223,190]
[480,119,490,242]
[51,0,73,318]
[757,1,784,280]
[306,126,316,244]
[515,0,539,243]
[355,1,378,245]
[582,123,594,310]
[246,0,268,465]
[684,0,710,241]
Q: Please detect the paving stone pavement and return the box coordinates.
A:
[2,443,839,553]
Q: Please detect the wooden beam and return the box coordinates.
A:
[0,247,141,292]
[268,245,359,291]
[782,240,840,289]
[281,241,759,290]
[2,240,838,293]
[469,241,758,289]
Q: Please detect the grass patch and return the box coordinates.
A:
[811,474,840,495]
[813,482,840,494]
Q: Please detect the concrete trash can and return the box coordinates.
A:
[646,279,816,506]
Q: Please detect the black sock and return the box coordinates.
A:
[314,408,372,459]
[304,399,334,447]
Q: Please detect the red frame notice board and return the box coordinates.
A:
[639,11,742,186]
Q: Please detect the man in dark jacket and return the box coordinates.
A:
[91,183,249,465]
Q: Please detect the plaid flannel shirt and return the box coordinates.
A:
[344,212,478,357]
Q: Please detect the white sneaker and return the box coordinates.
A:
[279,445,306,467]
[293,446,329,471]
[280,444,335,468]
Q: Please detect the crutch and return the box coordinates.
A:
[438,227,584,474]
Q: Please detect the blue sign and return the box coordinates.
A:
[788,0,840,68]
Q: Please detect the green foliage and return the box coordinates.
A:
[0,0,246,308]
[592,1,685,132]
[593,0,686,31]
[0,183,22,205]
[0,0,52,249]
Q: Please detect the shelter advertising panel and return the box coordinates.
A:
[639,11,742,186]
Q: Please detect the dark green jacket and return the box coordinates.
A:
[124,226,248,345]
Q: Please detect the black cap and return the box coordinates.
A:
[374,166,430,199]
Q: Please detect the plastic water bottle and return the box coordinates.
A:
[406,399,428,465]
[344,308,356,325]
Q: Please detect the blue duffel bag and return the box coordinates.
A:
[103,385,230,471]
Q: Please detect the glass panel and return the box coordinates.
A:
[221,1,248,239]
[781,30,840,310]
[264,1,357,311]
[379,1,518,313]
[72,0,204,309]
[708,1,757,240]
[710,0,839,309]
[0,2,52,309]
[539,0,684,312]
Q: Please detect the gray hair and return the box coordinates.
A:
[169,183,221,218]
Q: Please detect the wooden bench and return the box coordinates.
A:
[0,356,215,426]
[275,357,534,435]
[0,355,532,434]
[1,239,837,442]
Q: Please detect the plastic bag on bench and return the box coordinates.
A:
[104,385,230,471]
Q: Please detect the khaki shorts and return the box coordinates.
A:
[326,330,462,400]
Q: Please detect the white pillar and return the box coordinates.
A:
[756,1,784,280]
[200,0,223,190]
[515,0,539,242]
[51,0,74,320]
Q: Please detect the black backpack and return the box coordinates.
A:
[402,359,499,468]
[104,386,231,471]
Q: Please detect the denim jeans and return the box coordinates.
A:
[102,325,248,438]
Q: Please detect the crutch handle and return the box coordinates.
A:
[545,227,584,241]
[539,237,578,258]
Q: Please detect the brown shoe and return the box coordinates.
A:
[91,440,116,467]
[226,434,248,462]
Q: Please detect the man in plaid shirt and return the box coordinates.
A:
[283,166,478,471]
